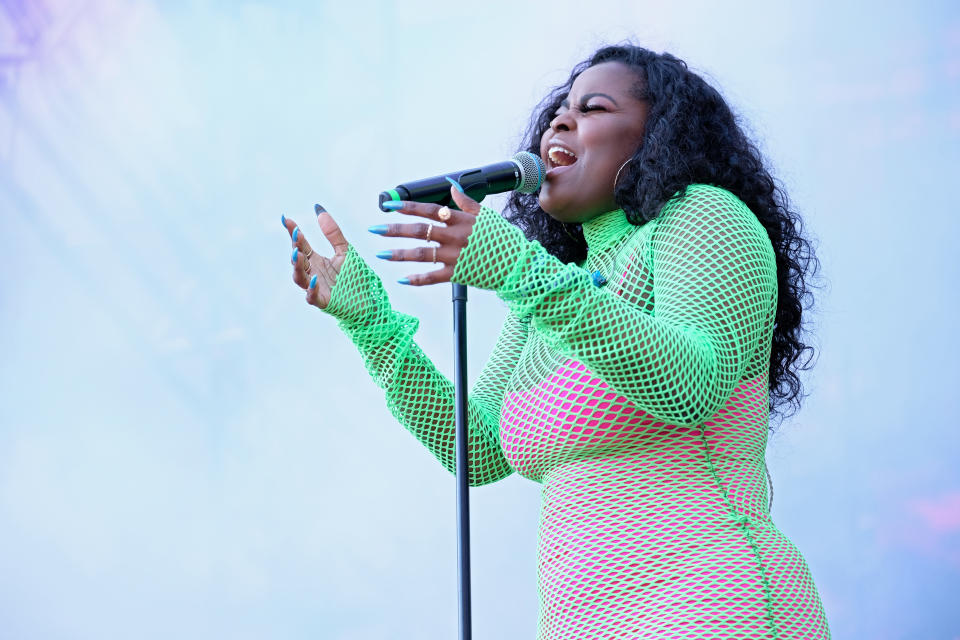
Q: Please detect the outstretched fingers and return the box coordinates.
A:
[283,214,317,289]
[290,244,312,289]
[448,182,482,215]
[382,199,466,223]
[399,265,455,286]
[371,183,480,287]
[305,271,327,308]
[315,204,348,268]
[380,243,456,265]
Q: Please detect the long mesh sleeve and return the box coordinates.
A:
[324,245,527,485]
[452,185,777,427]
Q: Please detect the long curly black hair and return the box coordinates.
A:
[506,44,819,422]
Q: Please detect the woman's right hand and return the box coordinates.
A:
[283,204,349,309]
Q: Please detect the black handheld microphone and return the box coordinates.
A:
[378,151,545,210]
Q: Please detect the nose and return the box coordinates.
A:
[549,109,576,132]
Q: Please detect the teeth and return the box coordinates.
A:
[548,146,577,166]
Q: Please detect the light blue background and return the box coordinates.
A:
[1,1,958,638]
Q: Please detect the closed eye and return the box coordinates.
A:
[554,102,608,117]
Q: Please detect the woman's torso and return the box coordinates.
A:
[496,190,829,638]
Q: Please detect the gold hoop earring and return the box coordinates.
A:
[561,223,580,241]
[614,159,631,190]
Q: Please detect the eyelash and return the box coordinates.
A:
[555,103,605,117]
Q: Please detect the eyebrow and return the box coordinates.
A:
[560,92,620,108]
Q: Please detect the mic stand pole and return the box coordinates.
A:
[452,280,472,640]
[377,190,474,639]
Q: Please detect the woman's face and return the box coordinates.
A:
[538,61,649,224]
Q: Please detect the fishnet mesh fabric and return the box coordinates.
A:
[325,185,829,639]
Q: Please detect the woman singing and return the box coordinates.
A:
[282,44,829,639]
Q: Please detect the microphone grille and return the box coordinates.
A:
[512,151,545,194]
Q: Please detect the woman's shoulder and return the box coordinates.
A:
[657,183,760,231]
[653,184,775,275]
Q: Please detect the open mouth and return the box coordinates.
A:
[547,144,578,169]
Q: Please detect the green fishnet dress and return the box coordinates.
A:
[323,184,830,639]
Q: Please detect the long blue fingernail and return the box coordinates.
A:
[281,214,286,227]
[309,274,317,289]
[381,200,403,210]
[292,227,299,242]
[314,204,326,215]
[291,248,298,263]
[368,224,389,235]
[375,250,393,260]
[445,177,465,193]
[397,277,411,285]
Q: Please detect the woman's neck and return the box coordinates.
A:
[581,208,633,253]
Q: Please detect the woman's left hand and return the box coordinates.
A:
[370,183,482,286]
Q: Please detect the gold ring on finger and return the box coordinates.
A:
[425,225,433,242]
[304,249,313,259]
[432,246,438,263]
[437,206,452,222]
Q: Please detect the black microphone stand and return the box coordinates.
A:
[378,191,475,640]
[452,279,472,640]
[449,196,473,640]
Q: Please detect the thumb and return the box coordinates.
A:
[315,204,349,257]
[447,179,482,215]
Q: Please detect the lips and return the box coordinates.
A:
[543,139,579,180]
[548,145,577,167]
